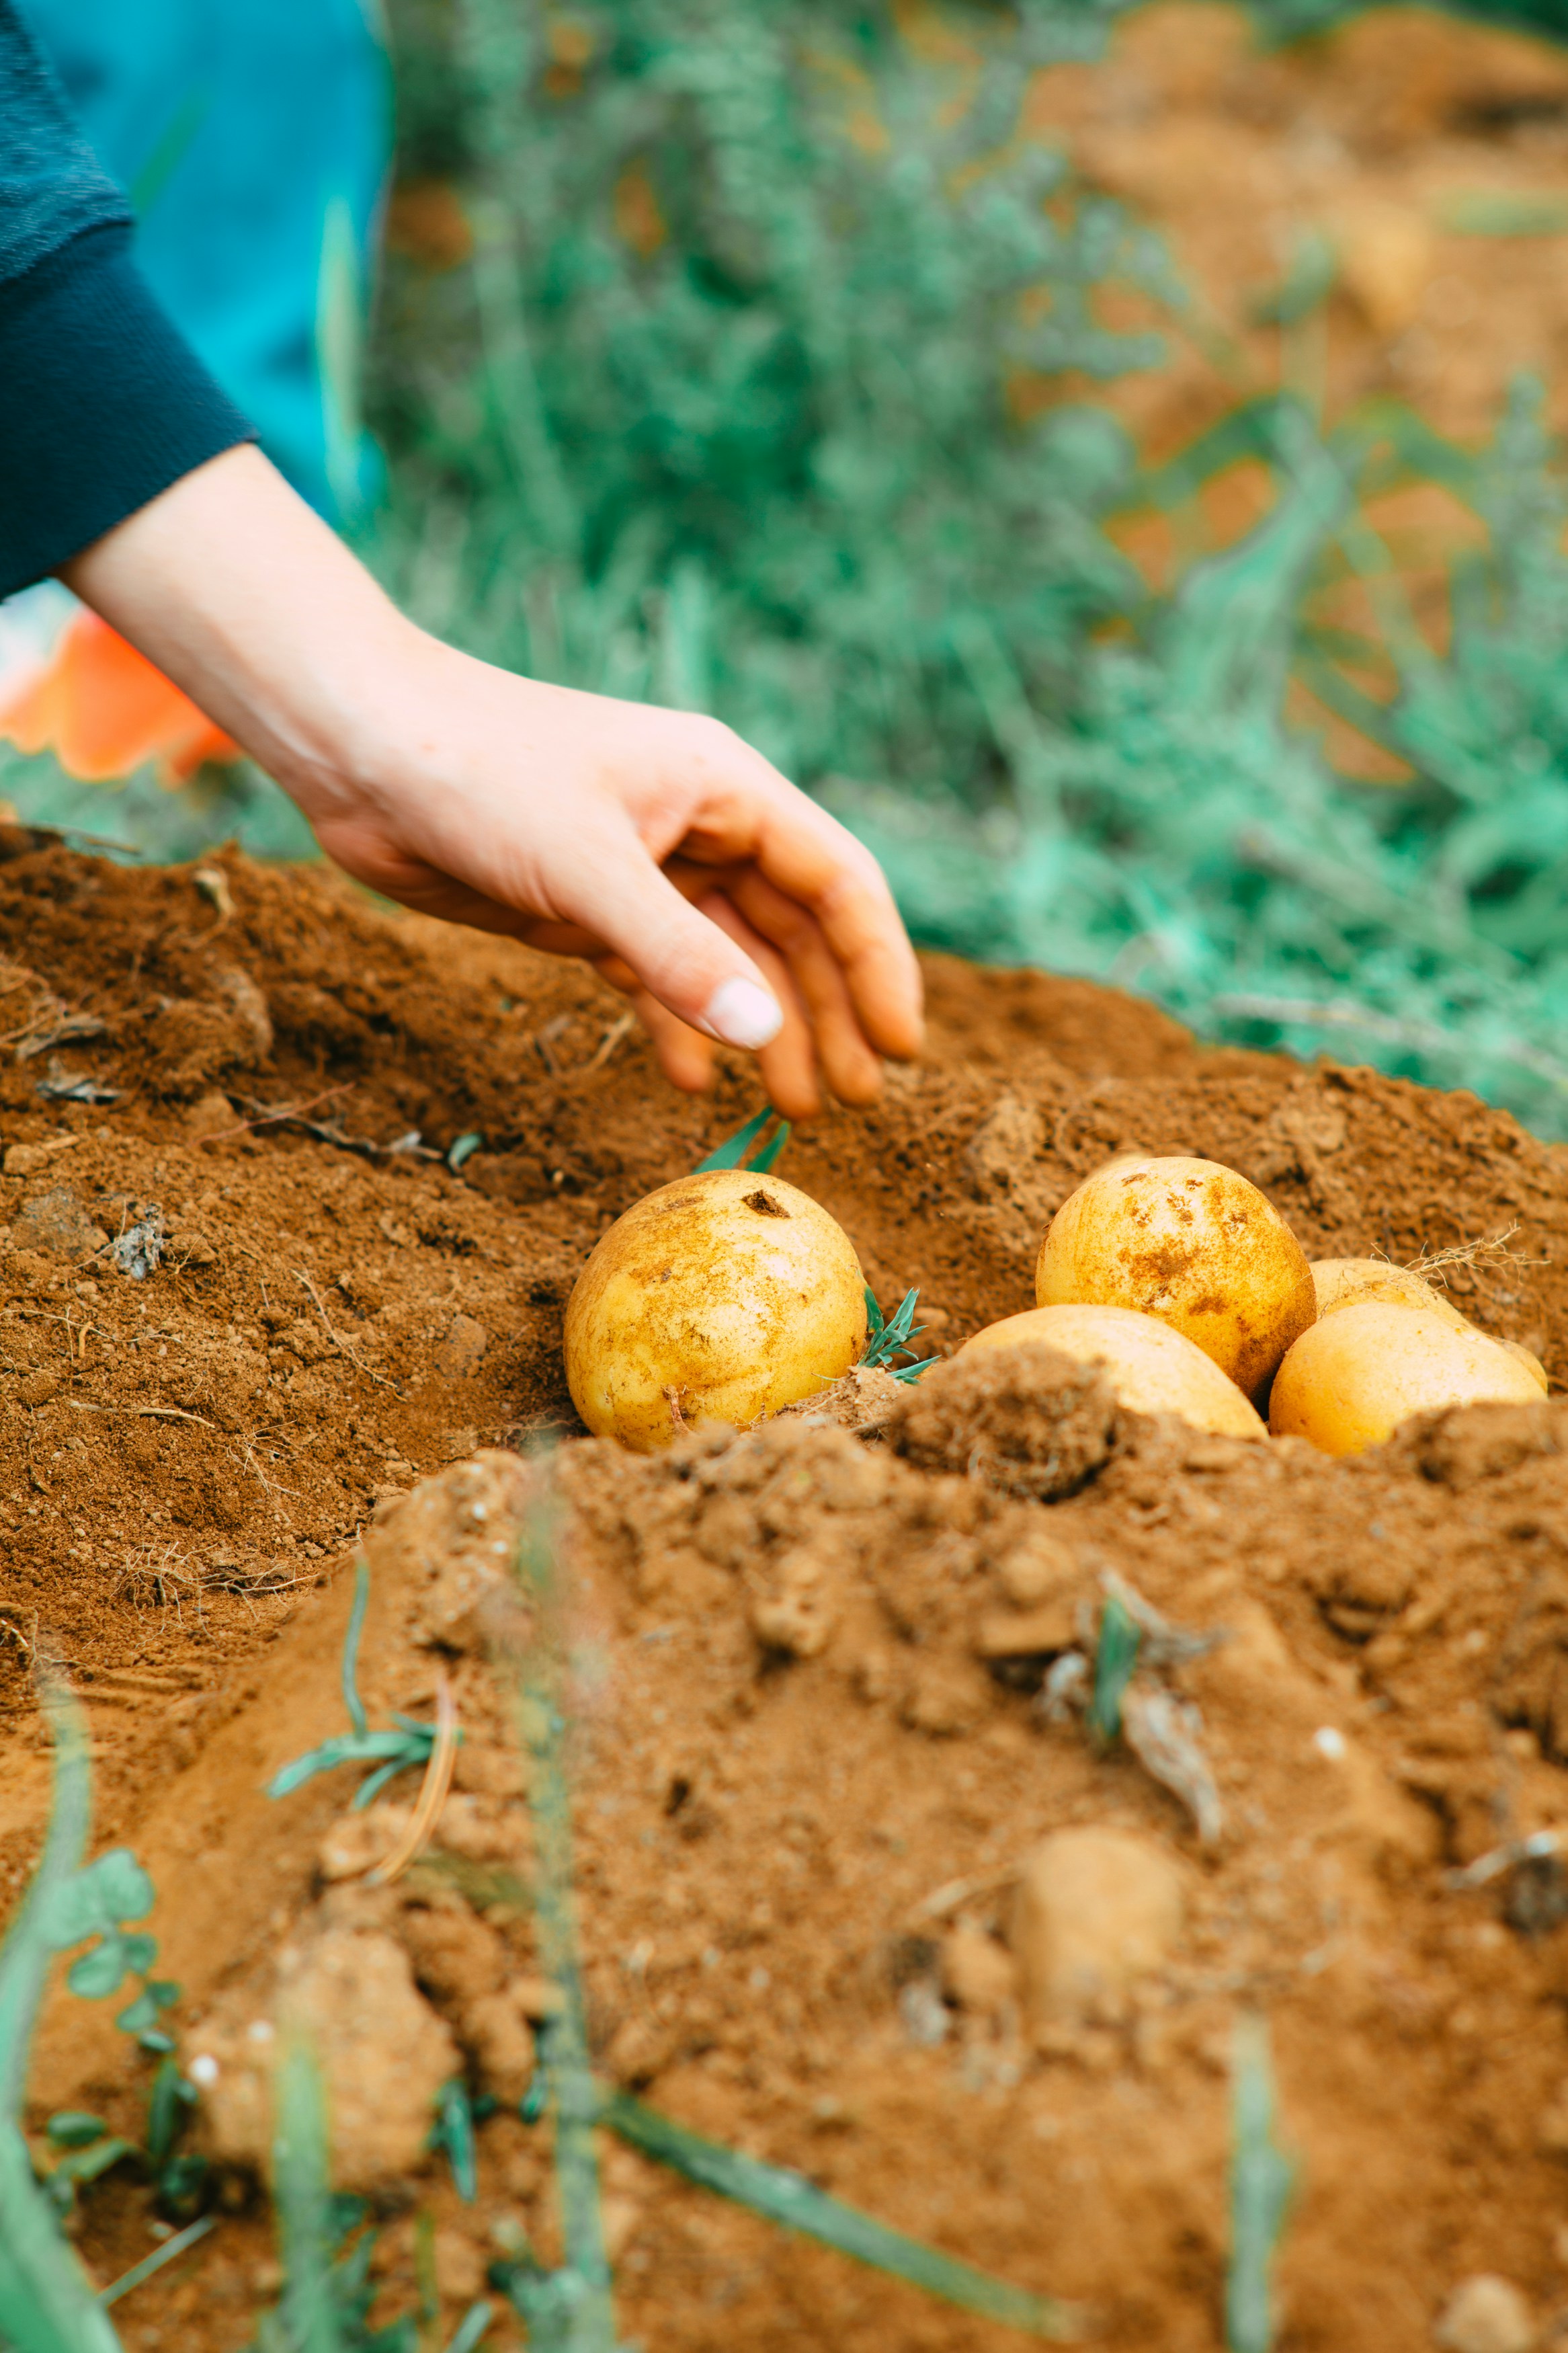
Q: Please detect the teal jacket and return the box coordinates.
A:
[0,0,249,597]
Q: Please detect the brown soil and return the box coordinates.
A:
[9,834,1568,2350]
[1027,2,1568,457]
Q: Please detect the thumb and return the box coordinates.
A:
[563,838,784,1051]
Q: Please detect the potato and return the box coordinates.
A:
[1310,1257,1469,1331]
[1499,1337,1550,1394]
[564,1168,866,1453]
[1036,1156,1314,1402]
[1311,1259,1548,1392]
[964,1304,1266,1439]
[1269,1301,1544,1455]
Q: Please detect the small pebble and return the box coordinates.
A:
[1434,2274,1534,2353]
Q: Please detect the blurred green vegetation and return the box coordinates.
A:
[366,0,1568,1135]
[12,0,1568,1135]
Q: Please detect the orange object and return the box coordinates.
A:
[0,608,237,783]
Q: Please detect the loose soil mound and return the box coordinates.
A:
[7,834,1568,2350]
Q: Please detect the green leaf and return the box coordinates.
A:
[745,1119,790,1174]
[432,2079,478,2204]
[115,1981,180,2040]
[40,1848,154,1957]
[272,2034,347,2353]
[268,1727,424,1802]
[145,2058,194,2167]
[448,1132,484,1173]
[341,1557,372,1741]
[0,2118,123,2351]
[48,2138,135,2193]
[67,1936,137,2002]
[693,1108,789,1174]
[694,1107,770,1172]
[444,2303,494,2353]
[43,2114,107,2150]
[1086,1593,1141,1751]
[603,2091,1085,2339]
[861,1287,931,1377]
[155,2151,209,2215]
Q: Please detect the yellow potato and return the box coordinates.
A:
[1310,1257,1469,1331]
[1499,1337,1550,1394]
[1311,1260,1548,1390]
[564,1168,866,1453]
[1036,1156,1315,1402]
[1269,1301,1544,1456]
[964,1304,1266,1439]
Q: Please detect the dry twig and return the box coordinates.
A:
[368,1673,460,1886]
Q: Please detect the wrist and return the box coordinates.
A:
[62,444,429,812]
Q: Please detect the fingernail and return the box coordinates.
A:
[703,977,783,1051]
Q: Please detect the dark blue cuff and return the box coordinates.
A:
[0,219,253,598]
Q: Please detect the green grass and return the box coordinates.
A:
[0,1685,138,2353]
[1226,2018,1296,2353]
[363,0,1568,1143]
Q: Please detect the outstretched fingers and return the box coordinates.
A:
[671,769,923,1063]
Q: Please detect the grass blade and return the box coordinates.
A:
[443,2304,493,2353]
[0,2124,124,2353]
[0,1684,91,2116]
[504,1480,616,2352]
[693,1109,788,1174]
[272,2034,346,2353]
[745,1119,790,1174]
[0,1681,124,2353]
[99,2217,216,2309]
[341,1560,371,1740]
[1226,2017,1295,2353]
[602,2092,1085,2340]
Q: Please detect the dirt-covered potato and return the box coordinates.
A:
[1499,1338,1550,1394]
[1036,1156,1315,1403]
[1310,1257,1470,1330]
[1270,1301,1544,1455]
[564,1169,867,1452]
[964,1304,1266,1438]
[1311,1260,1548,1394]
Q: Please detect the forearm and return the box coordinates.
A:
[62,444,424,814]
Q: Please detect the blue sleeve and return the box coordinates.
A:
[0,0,253,596]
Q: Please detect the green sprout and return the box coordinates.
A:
[860,1285,937,1383]
[1086,1591,1141,1751]
[268,1560,453,1810]
[693,1107,790,1175]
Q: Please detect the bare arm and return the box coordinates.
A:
[63,444,923,1119]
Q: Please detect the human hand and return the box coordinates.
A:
[65,448,923,1119]
[304,645,923,1119]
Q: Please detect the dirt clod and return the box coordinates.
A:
[185,1924,458,2194]
[886,1341,1118,1498]
[1013,1827,1186,2028]
[1433,2275,1535,2353]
